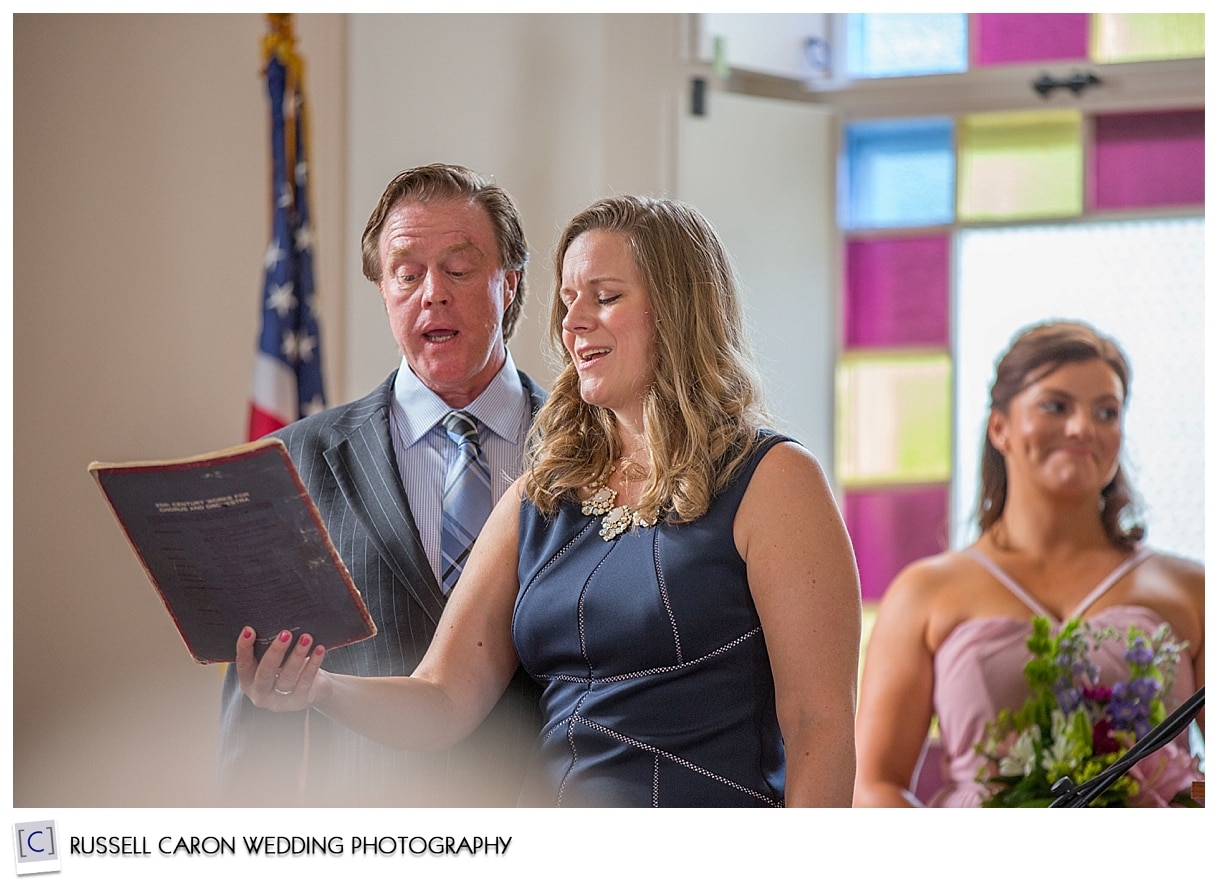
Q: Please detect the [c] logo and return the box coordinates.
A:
[12,820,61,876]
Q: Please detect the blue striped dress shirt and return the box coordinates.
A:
[388,352,531,586]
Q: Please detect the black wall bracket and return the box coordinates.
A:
[1032,70,1102,99]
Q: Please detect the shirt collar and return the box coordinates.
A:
[392,351,526,445]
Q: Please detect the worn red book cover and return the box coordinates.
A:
[89,437,376,663]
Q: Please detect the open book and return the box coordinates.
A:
[89,437,376,663]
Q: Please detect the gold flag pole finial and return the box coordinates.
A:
[262,13,301,79]
[261,14,307,192]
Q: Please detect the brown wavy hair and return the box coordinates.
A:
[978,320,1144,548]
[522,196,768,523]
[360,163,529,340]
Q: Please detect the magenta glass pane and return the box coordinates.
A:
[1091,110,1205,210]
[844,235,950,348]
[973,14,1089,66]
[845,485,949,602]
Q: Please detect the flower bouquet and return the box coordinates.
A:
[974,616,1202,807]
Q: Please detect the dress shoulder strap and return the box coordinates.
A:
[963,547,1054,619]
[705,430,796,517]
[964,546,1156,622]
[1066,546,1155,619]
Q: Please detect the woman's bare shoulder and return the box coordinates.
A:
[874,548,995,653]
[884,548,981,603]
[1138,547,1205,619]
[1143,547,1205,584]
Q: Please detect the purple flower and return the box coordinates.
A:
[1055,685,1083,714]
[1107,686,1145,731]
[1107,680,1161,740]
[1125,637,1154,667]
[1128,676,1160,703]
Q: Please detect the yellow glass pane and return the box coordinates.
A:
[858,602,879,694]
[1091,13,1205,62]
[836,351,952,487]
[958,110,1083,222]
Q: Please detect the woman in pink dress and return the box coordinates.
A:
[853,321,1204,807]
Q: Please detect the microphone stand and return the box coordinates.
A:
[1048,685,1204,807]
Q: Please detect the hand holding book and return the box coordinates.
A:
[234,625,329,710]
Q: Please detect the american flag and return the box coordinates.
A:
[248,16,326,440]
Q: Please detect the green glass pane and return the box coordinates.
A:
[958,110,1083,222]
[1091,13,1205,62]
[835,351,952,487]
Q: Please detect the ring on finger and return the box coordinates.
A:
[273,686,294,696]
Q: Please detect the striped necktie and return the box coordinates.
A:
[440,410,492,594]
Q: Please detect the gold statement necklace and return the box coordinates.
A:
[581,460,655,541]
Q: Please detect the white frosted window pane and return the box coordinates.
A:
[847,13,968,78]
[952,218,1204,564]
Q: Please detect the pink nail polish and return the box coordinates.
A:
[299,634,312,648]
[241,628,252,640]
[279,630,291,643]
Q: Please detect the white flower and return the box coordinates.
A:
[998,729,1039,777]
[1040,710,1080,777]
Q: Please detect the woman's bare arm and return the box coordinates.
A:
[234,480,527,751]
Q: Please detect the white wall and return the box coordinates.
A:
[677,91,838,467]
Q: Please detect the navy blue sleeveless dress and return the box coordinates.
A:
[512,433,790,807]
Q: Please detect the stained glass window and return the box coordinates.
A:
[841,118,955,230]
[836,351,952,487]
[972,13,1088,66]
[847,12,1204,71]
[846,13,967,78]
[1090,110,1205,210]
[1091,13,1205,63]
[833,13,1204,604]
[957,110,1083,221]
[844,235,949,348]
[845,485,949,602]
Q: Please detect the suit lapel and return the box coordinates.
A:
[519,369,547,420]
[320,368,544,631]
[323,388,447,628]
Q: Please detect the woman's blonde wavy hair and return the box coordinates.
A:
[522,195,769,523]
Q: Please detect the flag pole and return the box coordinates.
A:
[248,13,326,441]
